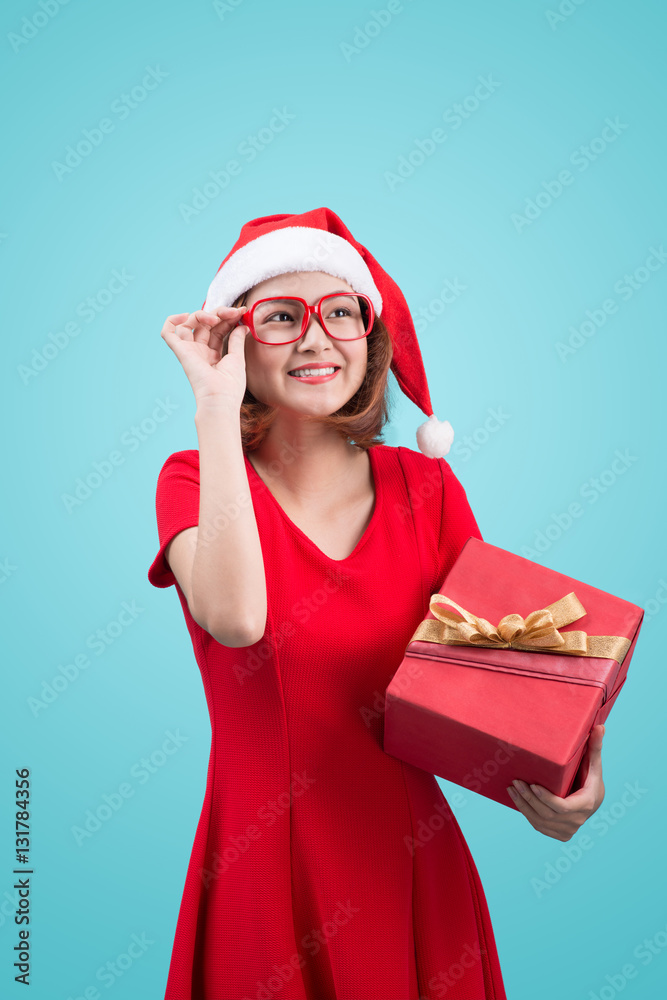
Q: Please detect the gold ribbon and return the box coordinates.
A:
[409,591,631,666]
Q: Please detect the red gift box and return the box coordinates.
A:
[383,537,644,810]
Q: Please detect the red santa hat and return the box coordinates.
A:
[201,206,454,458]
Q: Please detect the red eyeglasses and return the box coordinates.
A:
[236,293,375,346]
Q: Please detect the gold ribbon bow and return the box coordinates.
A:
[409,591,631,666]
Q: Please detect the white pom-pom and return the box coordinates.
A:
[416,414,454,458]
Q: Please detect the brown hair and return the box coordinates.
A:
[223,289,396,454]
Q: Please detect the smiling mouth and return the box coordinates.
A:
[287,366,341,377]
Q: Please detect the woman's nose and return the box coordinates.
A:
[301,307,328,339]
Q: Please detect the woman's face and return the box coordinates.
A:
[240,271,369,419]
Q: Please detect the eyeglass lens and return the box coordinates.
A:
[251,295,370,343]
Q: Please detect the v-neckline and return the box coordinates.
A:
[244,446,383,563]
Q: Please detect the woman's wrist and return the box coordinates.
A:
[195,395,242,425]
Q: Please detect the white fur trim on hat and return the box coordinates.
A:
[204,226,383,315]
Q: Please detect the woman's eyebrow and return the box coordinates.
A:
[258,291,353,305]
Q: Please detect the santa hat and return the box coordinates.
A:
[202,206,454,458]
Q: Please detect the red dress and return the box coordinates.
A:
[148,443,507,1000]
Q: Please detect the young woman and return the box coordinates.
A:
[148,207,606,1000]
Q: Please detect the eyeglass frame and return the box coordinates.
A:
[235,292,375,346]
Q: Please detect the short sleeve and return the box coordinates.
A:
[436,458,483,587]
[147,449,201,589]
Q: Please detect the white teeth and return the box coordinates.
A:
[288,367,338,376]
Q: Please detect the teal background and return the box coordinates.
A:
[1,0,665,997]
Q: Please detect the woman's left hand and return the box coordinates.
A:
[507,724,606,841]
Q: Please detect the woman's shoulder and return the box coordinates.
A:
[373,442,449,487]
[152,450,201,506]
[372,443,447,521]
[374,442,473,525]
[374,444,481,581]
[155,448,200,479]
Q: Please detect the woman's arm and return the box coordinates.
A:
[165,402,267,647]
[159,310,267,648]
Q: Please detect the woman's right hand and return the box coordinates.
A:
[160,307,250,408]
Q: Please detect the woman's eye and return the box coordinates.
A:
[264,312,294,323]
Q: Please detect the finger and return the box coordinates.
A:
[161,311,217,344]
[525,783,570,813]
[208,304,248,320]
[224,322,250,357]
[178,310,223,343]
[508,780,558,819]
[162,313,192,341]
[209,307,248,342]
[569,726,605,802]
[507,786,577,838]
[558,769,604,814]
[166,310,218,330]
[506,785,545,827]
[584,725,605,780]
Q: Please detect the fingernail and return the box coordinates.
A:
[530,784,543,797]
[507,786,517,799]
